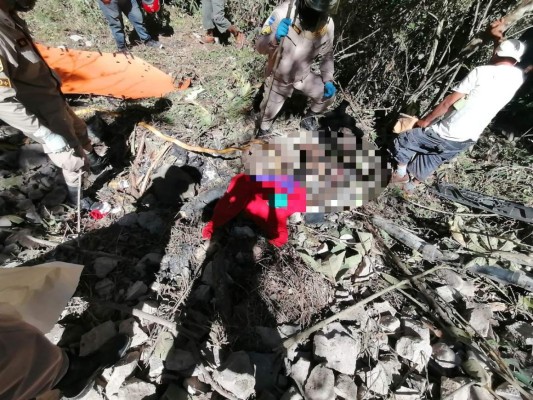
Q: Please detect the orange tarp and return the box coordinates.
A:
[36,44,190,99]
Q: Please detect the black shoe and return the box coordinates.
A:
[145,39,163,49]
[300,111,319,131]
[55,334,131,399]
[66,185,80,206]
[255,128,271,138]
[86,151,108,175]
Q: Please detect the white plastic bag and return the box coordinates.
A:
[0,262,83,333]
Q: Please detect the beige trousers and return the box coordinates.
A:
[0,102,90,187]
[0,315,68,400]
[259,73,335,130]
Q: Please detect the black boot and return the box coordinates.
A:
[66,185,79,205]
[256,127,271,138]
[300,110,319,131]
[86,151,108,175]
[54,334,131,399]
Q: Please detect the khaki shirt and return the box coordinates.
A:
[256,1,334,85]
[0,9,78,146]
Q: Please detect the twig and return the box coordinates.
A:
[139,142,172,196]
[101,302,178,335]
[404,199,498,217]
[280,265,449,350]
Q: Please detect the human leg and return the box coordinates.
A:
[122,0,152,42]
[98,0,127,50]
[0,314,68,400]
[258,78,293,131]
[211,0,231,33]
[294,73,335,130]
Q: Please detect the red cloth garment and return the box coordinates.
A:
[202,174,307,246]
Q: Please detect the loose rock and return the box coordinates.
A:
[334,374,357,400]
[119,318,149,348]
[395,336,432,372]
[212,351,256,400]
[166,348,197,371]
[125,281,148,301]
[117,379,156,400]
[304,365,335,400]
[313,322,359,375]
[79,321,117,356]
[431,342,459,370]
[106,351,140,395]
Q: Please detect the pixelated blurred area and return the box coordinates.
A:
[243,130,389,213]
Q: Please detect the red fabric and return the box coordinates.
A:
[202,174,307,246]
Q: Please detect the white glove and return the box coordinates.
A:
[33,125,69,153]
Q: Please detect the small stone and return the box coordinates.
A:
[125,281,148,301]
[134,253,162,275]
[334,374,357,400]
[495,382,522,400]
[353,255,375,282]
[372,301,397,316]
[93,257,119,279]
[304,365,335,400]
[467,305,493,338]
[436,285,457,303]
[432,342,459,369]
[106,351,140,395]
[117,379,156,400]
[45,324,65,345]
[394,387,420,400]
[183,376,210,395]
[379,314,401,332]
[95,278,115,298]
[213,351,255,399]
[166,348,197,371]
[148,357,164,381]
[119,318,149,348]
[289,356,311,394]
[280,386,304,400]
[395,337,432,372]
[313,322,359,375]
[79,321,117,356]
[361,363,390,396]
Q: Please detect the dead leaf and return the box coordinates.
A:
[449,216,466,247]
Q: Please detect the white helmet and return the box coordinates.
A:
[496,39,526,62]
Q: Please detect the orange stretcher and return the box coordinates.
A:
[35,44,190,99]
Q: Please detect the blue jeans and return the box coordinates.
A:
[99,0,151,49]
[393,127,475,181]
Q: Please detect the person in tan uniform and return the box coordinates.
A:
[0,315,130,399]
[0,0,107,203]
[255,0,337,136]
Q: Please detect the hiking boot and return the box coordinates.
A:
[201,29,216,44]
[389,171,409,185]
[300,110,319,131]
[145,39,163,49]
[86,151,108,175]
[228,25,245,49]
[256,127,271,138]
[55,334,131,399]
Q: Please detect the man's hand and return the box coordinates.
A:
[275,18,291,43]
[323,81,336,99]
[487,18,505,43]
[415,119,430,128]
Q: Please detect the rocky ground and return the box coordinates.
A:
[1,4,533,400]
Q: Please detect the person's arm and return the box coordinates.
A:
[320,20,335,84]
[202,174,252,238]
[417,67,479,128]
[256,6,285,55]
[416,91,465,128]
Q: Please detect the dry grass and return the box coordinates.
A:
[258,247,334,326]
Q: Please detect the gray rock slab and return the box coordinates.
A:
[212,351,256,400]
[304,365,335,400]
[79,321,117,357]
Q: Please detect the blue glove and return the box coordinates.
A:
[324,81,336,99]
[275,18,291,42]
